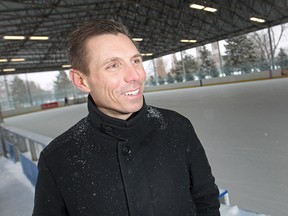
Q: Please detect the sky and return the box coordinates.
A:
[17,70,68,91]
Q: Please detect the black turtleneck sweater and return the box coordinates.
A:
[32,95,220,216]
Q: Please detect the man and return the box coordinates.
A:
[32,19,220,216]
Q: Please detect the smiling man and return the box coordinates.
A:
[32,19,220,216]
[70,32,146,120]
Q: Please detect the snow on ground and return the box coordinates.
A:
[0,156,34,216]
[1,158,34,192]
[220,205,267,216]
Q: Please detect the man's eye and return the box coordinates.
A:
[107,63,119,70]
[132,58,142,64]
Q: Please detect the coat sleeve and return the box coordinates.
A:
[186,124,220,215]
[32,152,68,216]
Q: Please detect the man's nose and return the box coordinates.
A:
[124,64,140,82]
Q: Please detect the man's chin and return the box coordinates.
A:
[125,100,143,113]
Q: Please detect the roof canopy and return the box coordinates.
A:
[1,0,288,75]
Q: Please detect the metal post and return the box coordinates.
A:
[16,134,28,152]
[29,139,38,161]
[0,126,4,156]
[217,41,224,76]
[268,27,275,78]
[180,51,186,82]
[4,75,12,108]
[25,73,33,106]
[152,59,158,85]
[0,127,8,158]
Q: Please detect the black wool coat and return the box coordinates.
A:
[32,95,220,216]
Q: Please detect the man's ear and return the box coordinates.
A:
[69,69,91,93]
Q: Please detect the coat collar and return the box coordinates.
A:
[87,94,148,140]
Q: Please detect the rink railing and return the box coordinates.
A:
[0,124,51,185]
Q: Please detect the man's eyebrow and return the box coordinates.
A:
[101,53,142,66]
[133,53,143,59]
[101,57,120,66]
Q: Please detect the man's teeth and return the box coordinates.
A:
[124,89,140,96]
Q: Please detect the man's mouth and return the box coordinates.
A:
[123,89,140,96]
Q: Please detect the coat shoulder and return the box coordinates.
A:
[41,117,90,158]
[146,105,192,128]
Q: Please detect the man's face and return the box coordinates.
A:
[82,33,146,120]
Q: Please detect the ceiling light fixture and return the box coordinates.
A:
[132,38,143,42]
[11,58,25,62]
[204,7,217,12]
[0,59,8,62]
[3,36,25,40]
[189,3,217,13]
[141,53,153,56]
[180,39,197,43]
[250,17,265,23]
[3,68,16,72]
[189,4,205,10]
[29,36,49,40]
[62,64,71,68]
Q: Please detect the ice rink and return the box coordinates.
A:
[3,77,288,215]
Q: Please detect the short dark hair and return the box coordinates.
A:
[67,19,131,75]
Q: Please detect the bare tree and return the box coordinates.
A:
[251,24,287,65]
[156,57,167,79]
